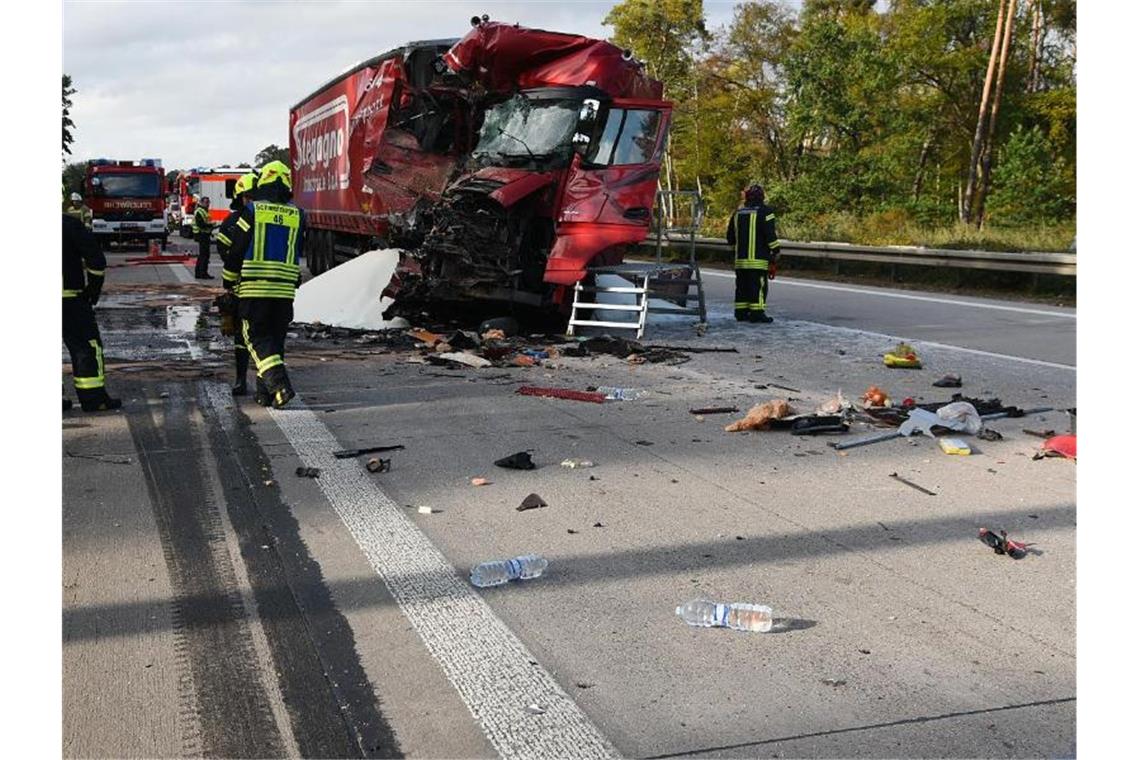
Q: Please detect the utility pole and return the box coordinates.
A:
[976,0,1018,227]
[962,0,1007,224]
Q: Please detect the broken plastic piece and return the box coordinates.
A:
[977,527,1028,559]
[939,438,972,456]
[884,342,922,369]
[366,457,391,473]
[408,328,444,346]
[295,466,321,478]
[933,374,963,388]
[517,493,548,511]
[560,459,595,469]
[417,506,436,515]
[471,477,491,486]
[495,451,536,470]
[437,352,492,369]
[517,386,606,403]
[724,399,792,432]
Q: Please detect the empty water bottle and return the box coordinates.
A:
[469,554,548,588]
[675,599,773,632]
[596,386,645,401]
[560,458,596,469]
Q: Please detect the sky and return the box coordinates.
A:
[63,0,747,171]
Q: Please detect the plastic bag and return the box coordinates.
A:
[935,401,982,435]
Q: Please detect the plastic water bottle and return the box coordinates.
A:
[470,554,548,588]
[560,459,596,469]
[675,599,773,632]
[596,386,645,401]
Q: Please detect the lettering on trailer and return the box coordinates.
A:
[293,94,350,194]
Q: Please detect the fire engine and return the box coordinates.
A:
[176,168,251,238]
[83,159,168,249]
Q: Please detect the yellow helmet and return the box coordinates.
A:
[234,172,258,197]
[256,160,292,191]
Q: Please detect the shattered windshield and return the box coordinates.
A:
[472,94,580,164]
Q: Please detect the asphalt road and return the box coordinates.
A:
[63,243,1076,758]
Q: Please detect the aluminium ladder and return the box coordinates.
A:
[566,190,707,339]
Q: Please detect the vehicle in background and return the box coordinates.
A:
[175,168,249,238]
[289,19,671,319]
[83,159,168,250]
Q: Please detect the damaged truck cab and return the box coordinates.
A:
[289,20,670,319]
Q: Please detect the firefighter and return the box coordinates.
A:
[63,213,120,412]
[192,195,214,279]
[726,183,780,323]
[66,192,92,228]
[220,161,303,408]
[214,171,259,396]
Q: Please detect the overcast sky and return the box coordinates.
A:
[63,0,752,171]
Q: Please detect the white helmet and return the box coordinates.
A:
[70,192,82,203]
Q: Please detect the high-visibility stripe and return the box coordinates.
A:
[748,212,757,260]
[238,285,296,299]
[768,240,781,249]
[85,267,105,276]
[242,319,263,376]
[734,259,769,270]
[256,353,284,373]
[236,217,250,231]
[92,339,104,384]
[765,213,776,221]
[63,289,83,298]
[222,268,240,282]
[74,377,105,389]
[216,232,232,246]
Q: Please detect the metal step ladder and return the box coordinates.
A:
[566,272,651,338]
[565,190,707,339]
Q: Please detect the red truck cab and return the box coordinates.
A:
[84,159,168,250]
[289,20,671,318]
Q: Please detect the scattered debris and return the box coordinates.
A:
[433,351,492,369]
[821,678,848,687]
[936,401,983,435]
[263,479,275,487]
[888,472,936,496]
[366,457,391,473]
[595,386,645,401]
[976,428,1003,442]
[408,328,444,346]
[643,344,739,354]
[333,444,405,459]
[295,466,321,478]
[933,374,963,388]
[860,385,890,408]
[635,440,654,446]
[517,493,548,511]
[858,649,871,655]
[1035,434,1076,460]
[525,704,546,715]
[471,477,491,486]
[592,521,605,528]
[567,529,579,534]
[517,386,606,404]
[575,682,594,689]
[482,328,507,342]
[495,451,536,470]
[689,406,739,416]
[560,459,595,469]
[64,450,132,465]
[725,399,793,432]
[479,316,519,338]
[768,383,801,393]
[790,415,850,436]
[815,390,850,415]
[883,342,922,369]
[938,438,972,456]
[1023,428,1055,439]
[417,506,437,515]
[978,527,1029,559]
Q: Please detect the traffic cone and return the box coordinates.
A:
[148,239,160,257]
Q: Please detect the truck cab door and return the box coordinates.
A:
[558,101,671,228]
[543,101,671,286]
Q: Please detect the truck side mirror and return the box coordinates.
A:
[578,99,599,124]
[571,132,591,156]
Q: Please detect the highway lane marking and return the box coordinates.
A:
[168,262,195,283]
[700,270,1075,319]
[265,401,618,760]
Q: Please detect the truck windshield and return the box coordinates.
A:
[472,94,580,165]
[96,173,161,198]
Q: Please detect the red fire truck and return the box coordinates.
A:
[83,159,168,249]
[289,19,672,317]
[175,168,251,237]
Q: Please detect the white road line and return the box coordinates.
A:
[169,262,194,284]
[263,400,617,760]
[700,270,1075,318]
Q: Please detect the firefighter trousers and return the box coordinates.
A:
[240,298,293,396]
[63,297,111,406]
[195,232,212,276]
[734,268,769,320]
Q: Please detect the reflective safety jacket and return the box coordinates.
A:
[726,204,780,270]
[62,214,106,298]
[192,205,212,234]
[220,200,304,299]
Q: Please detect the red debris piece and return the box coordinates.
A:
[516,386,606,404]
[1039,434,1076,460]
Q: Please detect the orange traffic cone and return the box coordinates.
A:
[148,239,160,257]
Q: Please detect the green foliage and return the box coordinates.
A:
[254,144,290,167]
[603,0,1076,244]
[987,125,1073,226]
[62,74,76,162]
[62,161,86,195]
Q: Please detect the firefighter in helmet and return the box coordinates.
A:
[214,171,259,395]
[62,213,120,411]
[192,195,214,278]
[220,161,303,407]
[726,183,781,323]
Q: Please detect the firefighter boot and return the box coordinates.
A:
[232,348,249,396]
[254,375,271,407]
[735,309,748,322]
[264,366,295,409]
[78,389,122,412]
[749,311,774,324]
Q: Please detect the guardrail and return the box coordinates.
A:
[640,236,1076,277]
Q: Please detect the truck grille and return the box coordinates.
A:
[101,209,158,222]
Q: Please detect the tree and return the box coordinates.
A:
[254,145,290,167]
[62,161,86,196]
[986,124,1073,225]
[63,74,76,162]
